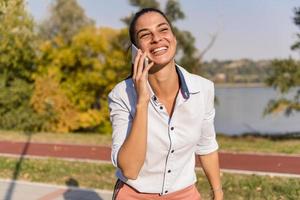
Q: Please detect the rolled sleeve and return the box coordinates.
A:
[108,90,132,167]
[195,82,219,155]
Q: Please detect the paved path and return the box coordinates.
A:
[0,179,113,200]
[1,140,300,176]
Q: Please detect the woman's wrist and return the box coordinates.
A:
[211,185,223,192]
[210,186,223,200]
[136,101,149,108]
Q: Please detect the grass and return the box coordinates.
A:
[1,130,300,155]
[0,156,299,199]
[0,130,111,146]
[0,157,116,191]
[217,134,300,154]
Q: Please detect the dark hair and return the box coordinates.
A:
[129,8,173,46]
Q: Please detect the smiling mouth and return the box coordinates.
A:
[150,46,168,55]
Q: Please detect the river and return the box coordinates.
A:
[214,86,300,135]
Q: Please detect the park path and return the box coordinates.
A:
[1,140,300,176]
[0,178,112,200]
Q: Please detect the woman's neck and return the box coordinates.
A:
[148,60,179,100]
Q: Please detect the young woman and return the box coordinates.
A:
[108,8,223,200]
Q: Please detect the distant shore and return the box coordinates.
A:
[215,82,267,88]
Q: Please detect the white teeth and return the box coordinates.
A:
[152,47,167,53]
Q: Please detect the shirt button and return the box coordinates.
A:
[165,190,168,194]
[170,127,174,131]
[171,150,175,153]
[153,96,157,101]
[168,169,171,173]
[159,106,163,110]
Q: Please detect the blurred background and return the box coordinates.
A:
[1,0,298,135]
[1,1,300,199]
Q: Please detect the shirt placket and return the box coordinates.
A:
[158,92,186,195]
[149,94,172,195]
[147,79,188,195]
[160,123,177,195]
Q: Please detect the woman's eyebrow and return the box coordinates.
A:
[157,22,169,28]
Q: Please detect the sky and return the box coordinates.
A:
[26,0,300,61]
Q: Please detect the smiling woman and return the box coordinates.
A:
[130,11,176,68]
[108,8,223,200]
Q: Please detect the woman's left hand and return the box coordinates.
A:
[213,190,224,200]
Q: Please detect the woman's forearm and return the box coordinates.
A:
[199,151,223,199]
[117,102,149,180]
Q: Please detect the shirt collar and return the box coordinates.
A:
[175,64,201,95]
[129,64,201,102]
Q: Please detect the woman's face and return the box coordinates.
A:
[135,12,177,67]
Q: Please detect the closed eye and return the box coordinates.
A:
[140,33,150,38]
[160,28,168,32]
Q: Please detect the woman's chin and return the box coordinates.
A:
[151,57,174,67]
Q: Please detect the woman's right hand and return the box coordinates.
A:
[132,50,154,105]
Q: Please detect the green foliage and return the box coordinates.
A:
[0,0,132,133]
[264,59,300,115]
[0,77,44,131]
[1,0,204,134]
[33,27,130,133]
[266,59,300,93]
[165,0,185,22]
[0,0,44,131]
[0,0,36,83]
[123,0,201,73]
[129,0,159,8]
[264,97,300,116]
[121,0,159,25]
[265,7,300,115]
[38,0,94,44]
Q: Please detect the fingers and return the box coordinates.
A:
[131,50,152,103]
[136,52,147,78]
[133,50,148,81]
[141,61,154,78]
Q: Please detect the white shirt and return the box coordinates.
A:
[108,65,218,195]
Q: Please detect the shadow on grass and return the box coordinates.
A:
[4,131,32,200]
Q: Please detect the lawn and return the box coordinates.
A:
[0,130,111,146]
[217,134,300,154]
[1,130,300,155]
[0,156,299,199]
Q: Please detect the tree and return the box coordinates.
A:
[0,0,42,131]
[123,0,214,74]
[0,0,36,83]
[264,8,300,116]
[38,0,94,44]
[33,27,130,133]
[32,0,133,133]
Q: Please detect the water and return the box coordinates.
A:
[214,86,300,135]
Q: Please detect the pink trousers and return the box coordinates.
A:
[113,180,201,200]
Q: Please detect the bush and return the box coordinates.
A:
[0,78,44,132]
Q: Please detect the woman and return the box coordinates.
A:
[108,8,223,200]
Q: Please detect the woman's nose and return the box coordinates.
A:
[151,32,162,43]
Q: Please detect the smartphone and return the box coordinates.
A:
[131,44,149,68]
